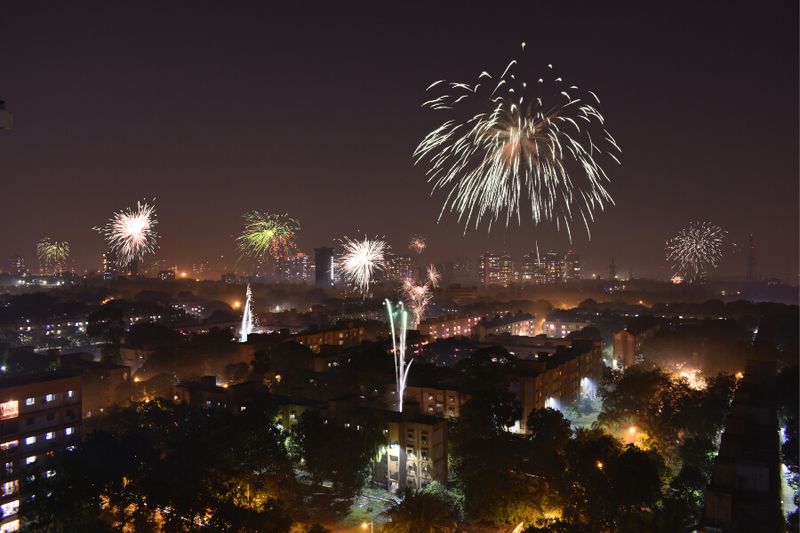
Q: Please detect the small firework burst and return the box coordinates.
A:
[95,200,159,267]
[666,222,726,282]
[408,234,427,254]
[237,211,299,261]
[36,238,70,273]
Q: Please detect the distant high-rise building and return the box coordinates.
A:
[159,269,176,281]
[746,234,756,282]
[452,257,476,283]
[498,252,513,287]
[385,255,414,282]
[520,252,537,283]
[192,261,210,279]
[609,257,617,280]
[101,250,118,279]
[5,254,26,277]
[277,253,313,283]
[565,251,581,282]
[314,247,335,287]
[542,251,564,284]
[478,252,499,285]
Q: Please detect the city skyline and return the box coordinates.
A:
[0,1,797,281]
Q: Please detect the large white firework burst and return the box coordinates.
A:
[338,236,389,298]
[95,201,159,267]
[666,222,727,282]
[414,42,621,240]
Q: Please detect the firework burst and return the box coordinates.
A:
[36,238,70,273]
[666,222,726,282]
[408,234,427,254]
[237,211,299,261]
[402,265,439,325]
[414,42,621,240]
[338,236,389,298]
[95,201,159,267]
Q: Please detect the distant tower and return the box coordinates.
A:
[314,247,335,287]
[746,234,756,282]
[609,257,617,280]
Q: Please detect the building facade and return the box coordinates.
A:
[0,372,82,532]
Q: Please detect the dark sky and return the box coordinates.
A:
[1,1,797,280]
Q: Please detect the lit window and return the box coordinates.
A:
[0,400,18,420]
[45,432,54,440]
[45,394,55,402]
[25,456,36,465]
[0,518,20,532]
[0,499,19,516]
[24,398,34,406]
[0,480,17,497]
[66,390,75,398]
[45,470,55,478]
[65,427,74,436]
[24,436,36,445]
[0,441,18,452]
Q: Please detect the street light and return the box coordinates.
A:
[361,521,373,533]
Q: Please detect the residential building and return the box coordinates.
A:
[373,408,448,491]
[700,360,781,533]
[277,253,314,283]
[542,317,592,338]
[0,371,82,532]
[293,324,365,353]
[473,312,536,339]
[314,247,335,287]
[417,314,482,341]
[564,251,581,282]
[385,255,414,282]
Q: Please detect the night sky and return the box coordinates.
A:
[1,1,797,280]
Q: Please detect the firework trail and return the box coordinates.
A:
[237,211,299,262]
[95,201,159,267]
[408,234,427,254]
[36,238,70,273]
[402,264,439,325]
[666,222,727,282]
[338,236,389,298]
[414,42,621,240]
[386,299,412,413]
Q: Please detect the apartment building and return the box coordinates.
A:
[0,372,82,532]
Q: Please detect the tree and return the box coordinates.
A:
[86,306,125,345]
[382,488,458,533]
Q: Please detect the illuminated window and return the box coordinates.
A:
[25,456,36,465]
[24,436,35,446]
[0,518,20,532]
[25,398,34,406]
[45,470,55,478]
[65,427,74,436]
[3,462,12,475]
[66,390,75,398]
[0,500,19,518]
[1,480,18,496]
[45,394,55,402]
[0,401,18,420]
[45,432,54,440]
[0,441,18,452]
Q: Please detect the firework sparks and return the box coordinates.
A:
[36,238,70,273]
[414,43,621,239]
[666,222,726,282]
[338,236,389,298]
[237,211,299,262]
[426,264,440,288]
[95,201,159,267]
[402,265,439,325]
[408,234,427,254]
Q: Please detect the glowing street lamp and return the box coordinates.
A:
[361,521,373,533]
